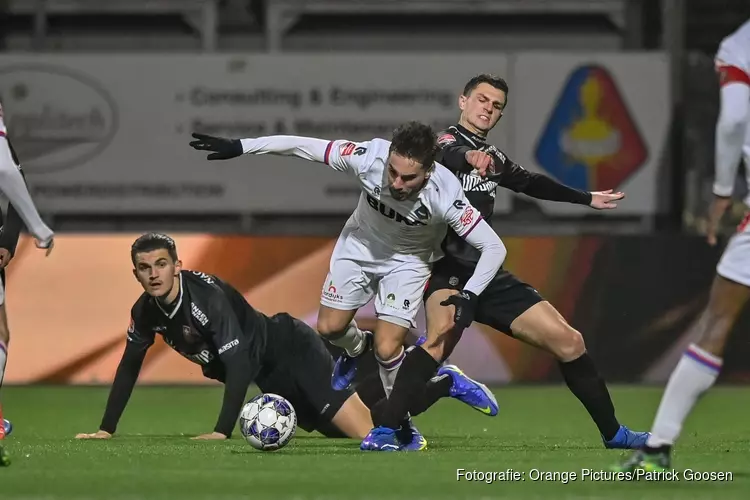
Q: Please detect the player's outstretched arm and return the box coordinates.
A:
[191,133,331,164]
[0,138,54,252]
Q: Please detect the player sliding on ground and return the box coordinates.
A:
[613,20,750,472]
[190,121,503,451]
[75,233,487,443]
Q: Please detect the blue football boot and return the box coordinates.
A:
[438,364,498,416]
[603,425,651,449]
[2,419,11,437]
[360,426,402,451]
[331,330,373,391]
[396,417,427,451]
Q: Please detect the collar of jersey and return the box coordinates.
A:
[155,272,184,319]
[454,123,487,146]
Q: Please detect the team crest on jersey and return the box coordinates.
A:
[460,207,475,227]
[437,133,456,146]
[340,142,356,156]
[182,325,201,343]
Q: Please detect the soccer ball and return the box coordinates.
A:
[239,393,296,451]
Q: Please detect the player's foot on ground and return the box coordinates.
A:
[396,417,427,451]
[0,443,9,466]
[360,426,402,452]
[611,448,671,474]
[331,330,373,391]
[602,425,650,449]
[2,419,11,437]
[437,364,498,416]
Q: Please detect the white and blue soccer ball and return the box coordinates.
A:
[239,393,296,451]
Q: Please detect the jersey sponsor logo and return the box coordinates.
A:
[218,338,239,355]
[460,207,475,227]
[456,171,498,195]
[437,133,456,146]
[535,64,647,190]
[366,194,426,226]
[191,302,209,326]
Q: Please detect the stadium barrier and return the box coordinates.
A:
[3,233,746,385]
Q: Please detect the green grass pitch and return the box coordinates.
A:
[1,385,748,499]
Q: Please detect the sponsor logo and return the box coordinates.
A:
[366,194,426,226]
[218,338,239,354]
[191,302,209,326]
[0,64,118,173]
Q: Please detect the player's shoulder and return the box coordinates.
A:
[436,125,461,147]
[130,293,152,321]
[182,270,224,294]
[429,162,464,193]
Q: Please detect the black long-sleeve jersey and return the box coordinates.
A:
[0,140,26,256]
[436,124,593,267]
[100,270,271,438]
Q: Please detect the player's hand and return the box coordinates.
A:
[35,237,54,256]
[440,290,478,330]
[589,189,625,210]
[75,430,112,439]
[189,133,243,160]
[465,150,494,177]
[706,196,733,246]
[0,248,11,269]
[191,432,228,440]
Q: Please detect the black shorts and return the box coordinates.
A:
[424,257,544,335]
[258,313,353,436]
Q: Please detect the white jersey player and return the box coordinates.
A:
[190,122,506,447]
[615,23,750,472]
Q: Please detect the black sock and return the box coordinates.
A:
[408,372,453,417]
[559,352,620,441]
[355,372,386,409]
[643,444,671,455]
[370,347,439,429]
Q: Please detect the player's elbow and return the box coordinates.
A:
[481,239,507,268]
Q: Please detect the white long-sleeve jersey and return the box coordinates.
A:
[239,135,507,296]
[716,19,750,74]
[0,102,54,243]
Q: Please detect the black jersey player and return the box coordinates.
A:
[341,74,650,450]
[75,233,470,444]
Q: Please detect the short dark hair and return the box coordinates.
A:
[389,121,437,171]
[131,232,178,265]
[462,74,509,108]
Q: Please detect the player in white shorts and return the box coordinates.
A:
[614,21,750,473]
[0,101,56,466]
[190,121,507,451]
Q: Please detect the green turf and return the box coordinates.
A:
[1,385,748,499]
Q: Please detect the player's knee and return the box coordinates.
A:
[316,316,347,338]
[374,336,403,362]
[551,325,586,362]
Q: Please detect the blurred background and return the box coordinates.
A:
[0,0,749,387]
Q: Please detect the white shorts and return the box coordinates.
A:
[320,231,431,329]
[717,221,750,287]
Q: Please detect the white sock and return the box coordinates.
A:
[0,341,7,388]
[376,347,405,398]
[326,320,366,357]
[646,344,722,447]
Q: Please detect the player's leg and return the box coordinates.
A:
[280,314,374,439]
[316,256,373,390]
[0,274,10,465]
[474,272,647,448]
[618,233,750,471]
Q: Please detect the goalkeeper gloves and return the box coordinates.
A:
[440,290,478,331]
